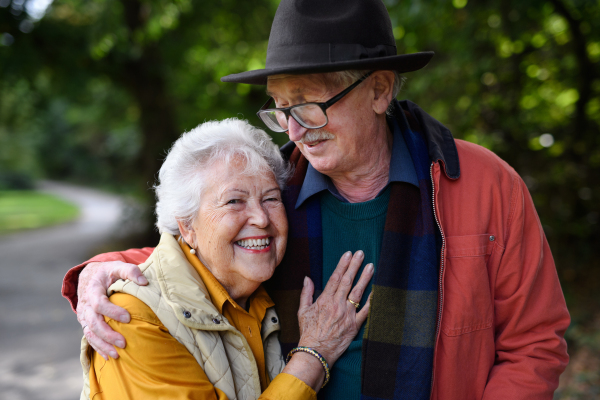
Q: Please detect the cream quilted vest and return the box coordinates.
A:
[80,233,286,400]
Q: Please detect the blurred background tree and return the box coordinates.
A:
[1,0,598,396]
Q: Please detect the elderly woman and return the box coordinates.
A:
[80,118,372,400]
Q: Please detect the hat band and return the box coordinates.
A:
[265,43,397,69]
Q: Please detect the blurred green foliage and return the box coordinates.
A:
[380,0,600,324]
[0,190,79,233]
[0,0,599,376]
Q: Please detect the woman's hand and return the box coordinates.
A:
[77,261,148,359]
[297,250,372,366]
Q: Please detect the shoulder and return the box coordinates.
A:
[107,293,163,326]
[452,139,521,189]
[454,140,518,176]
[437,140,527,240]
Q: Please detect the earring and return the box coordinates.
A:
[190,248,196,255]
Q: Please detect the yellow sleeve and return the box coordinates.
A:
[260,373,317,400]
[90,293,228,400]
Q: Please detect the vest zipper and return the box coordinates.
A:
[429,162,446,398]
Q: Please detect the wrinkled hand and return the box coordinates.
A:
[297,251,373,366]
[77,261,148,359]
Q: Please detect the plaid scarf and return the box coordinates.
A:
[267,106,439,400]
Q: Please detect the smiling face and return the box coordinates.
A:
[178,158,288,303]
[266,73,388,179]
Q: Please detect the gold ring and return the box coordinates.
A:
[348,298,360,309]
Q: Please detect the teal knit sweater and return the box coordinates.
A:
[318,187,391,399]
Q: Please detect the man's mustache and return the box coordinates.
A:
[298,129,335,144]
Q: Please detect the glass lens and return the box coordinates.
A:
[291,104,327,129]
[259,110,288,132]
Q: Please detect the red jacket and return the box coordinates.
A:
[62,102,569,399]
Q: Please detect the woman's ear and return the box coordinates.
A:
[371,71,395,115]
[177,219,196,248]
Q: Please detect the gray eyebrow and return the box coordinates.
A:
[227,188,250,195]
[264,187,281,194]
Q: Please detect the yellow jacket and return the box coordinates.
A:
[79,233,315,400]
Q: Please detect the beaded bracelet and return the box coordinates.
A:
[286,346,331,388]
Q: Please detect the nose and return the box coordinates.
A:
[248,202,269,228]
[287,116,308,142]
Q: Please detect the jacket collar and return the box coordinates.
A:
[280,99,461,180]
[392,99,460,180]
[149,233,228,329]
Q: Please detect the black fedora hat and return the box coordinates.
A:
[221,0,434,85]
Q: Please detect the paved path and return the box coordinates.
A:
[0,181,131,400]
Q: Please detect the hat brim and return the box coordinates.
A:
[221,51,434,85]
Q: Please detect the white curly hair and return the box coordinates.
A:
[154,118,292,235]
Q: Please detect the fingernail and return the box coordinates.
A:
[119,315,130,323]
[344,251,352,259]
[356,250,364,257]
[137,276,148,285]
[303,276,309,287]
[115,340,125,348]
[367,263,374,273]
[101,353,108,361]
[109,351,118,359]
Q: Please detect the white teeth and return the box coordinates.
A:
[236,238,271,250]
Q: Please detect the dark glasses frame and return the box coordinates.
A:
[256,71,374,132]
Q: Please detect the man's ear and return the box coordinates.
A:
[177,219,196,247]
[371,71,395,115]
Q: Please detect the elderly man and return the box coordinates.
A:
[62,0,569,399]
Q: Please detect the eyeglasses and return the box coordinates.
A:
[256,71,374,133]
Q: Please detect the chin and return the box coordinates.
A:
[307,158,339,175]
[250,264,277,284]
[256,267,277,283]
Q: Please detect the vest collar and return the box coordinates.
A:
[148,233,229,329]
[145,233,282,337]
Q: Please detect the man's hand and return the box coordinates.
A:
[77,261,148,359]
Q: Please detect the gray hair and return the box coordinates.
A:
[154,118,292,235]
[322,70,405,114]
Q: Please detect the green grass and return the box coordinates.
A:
[0,191,80,235]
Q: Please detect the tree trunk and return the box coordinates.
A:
[118,0,181,244]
